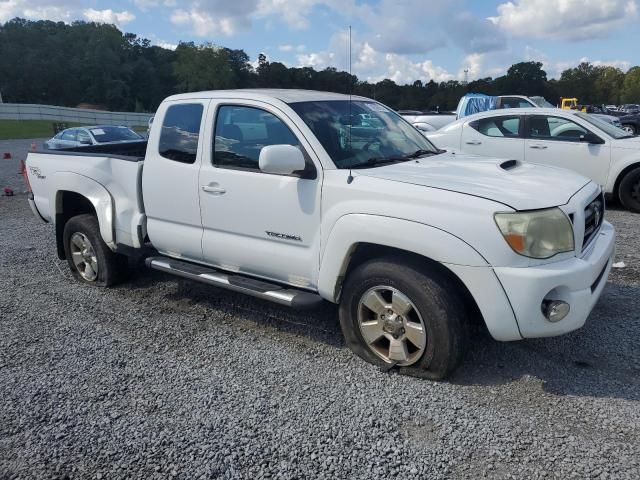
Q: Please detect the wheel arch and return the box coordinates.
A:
[317,214,522,341]
[52,173,115,259]
[339,243,485,329]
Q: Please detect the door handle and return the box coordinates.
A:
[529,144,548,150]
[465,140,482,145]
[201,184,226,195]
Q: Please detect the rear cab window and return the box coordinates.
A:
[159,103,204,164]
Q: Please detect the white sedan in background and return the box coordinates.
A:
[426,108,640,213]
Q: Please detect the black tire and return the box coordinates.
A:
[618,167,640,213]
[622,124,637,135]
[339,256,467,380]
[63,214,128,287]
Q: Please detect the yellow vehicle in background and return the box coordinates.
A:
[560,97,587,112]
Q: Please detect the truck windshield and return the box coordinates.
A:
[289,100,441,169]
[89,126,142,143]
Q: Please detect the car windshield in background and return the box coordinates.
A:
[576,112,633,139]
[530,96,556,108]
[89,126,142,143]
[289,100,440,169]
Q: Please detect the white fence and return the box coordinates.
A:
[0,103,153,127]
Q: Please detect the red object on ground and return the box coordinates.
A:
[3,152,11,160]
[3,187,14,196]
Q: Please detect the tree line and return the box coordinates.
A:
[1,18,639,113]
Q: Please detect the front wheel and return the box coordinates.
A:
[339,257,467,380]
[63,214,128,287]
[622,124,637,135]
[619,167,640,213]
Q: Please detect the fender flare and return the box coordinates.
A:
[52,172,116,249]
[317,214,489,301]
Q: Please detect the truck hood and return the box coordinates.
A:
[355,152,591,211]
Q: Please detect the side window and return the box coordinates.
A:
[213,105,300,171]
[470,116,521,138]
[528,116,588,142]
[61,129,77,141]
[159,103,204,164]
[76,129,91,144]
[500,98,534,109]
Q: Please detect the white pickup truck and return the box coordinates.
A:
[25,89,616,379]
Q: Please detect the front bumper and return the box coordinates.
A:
[493,221,616,338]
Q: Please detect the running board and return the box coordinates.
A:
[145,256,323,310]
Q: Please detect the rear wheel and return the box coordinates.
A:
[622,124,637,135]
[339,256,467,380]
[619,167,640,213]
[63,214,128,286]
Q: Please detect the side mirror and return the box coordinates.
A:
[580,132,604,145]
[79,138,92,145]
[259,144,306,175]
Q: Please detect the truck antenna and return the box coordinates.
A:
[347,25,354,185]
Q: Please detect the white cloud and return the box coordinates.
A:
[296,32,463,85]
[0,1,136,26]
[278,44,306,52]
[83,8,136,26]
[169,0,257,36]
[490,0,638,40]
[256,0,321,29]
[0,0,79,23]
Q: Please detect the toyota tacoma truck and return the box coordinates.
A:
[25,89,616,379]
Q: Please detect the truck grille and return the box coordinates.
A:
[583,193,604,250]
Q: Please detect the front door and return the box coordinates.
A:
[461,114,525,160]
[198,101,322,289]
[523,114,611,186]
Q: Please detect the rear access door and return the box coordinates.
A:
[142,99,210,262]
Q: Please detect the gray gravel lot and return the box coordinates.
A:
[1,138,639,479]
[0,138,48,193]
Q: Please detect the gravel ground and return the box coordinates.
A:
[0,138,47,194]
[1,140,639,478]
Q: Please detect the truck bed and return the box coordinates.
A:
[26,146,146,249]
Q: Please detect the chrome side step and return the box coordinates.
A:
[145,256,324,310]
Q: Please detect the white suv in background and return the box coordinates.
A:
[427,108,640,212]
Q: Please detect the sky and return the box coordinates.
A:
[1,0,639,84]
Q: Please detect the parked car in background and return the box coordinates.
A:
[426,108,640,212]
[619,113,640,135]
[25,89,615,379]
[619,104,640,114]
[397,110,457,133]
[44,125,143,150]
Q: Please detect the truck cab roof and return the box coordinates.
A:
[164,89,370,105]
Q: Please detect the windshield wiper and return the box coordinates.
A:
[404,149,440,159]
[351,156,410,169]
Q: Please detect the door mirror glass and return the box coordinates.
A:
[580,132,604,144]
[259,145,305,175]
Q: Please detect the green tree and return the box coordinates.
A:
[621,67,640,103]
[174,42,234,92]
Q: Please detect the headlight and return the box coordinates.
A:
[494,208,574,259]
